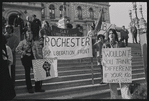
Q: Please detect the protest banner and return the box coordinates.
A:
[102,47,132,83]
[43,36,92,60]
[32,58,58,81]
[52,25,80,36]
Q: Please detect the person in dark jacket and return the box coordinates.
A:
[0,34,16,100]
[31,14,41,41]
[120,26,129,47]
[14,13,24,40]
[66,19,73,29]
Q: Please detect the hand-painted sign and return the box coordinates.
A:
[43,36,93,60]
[52,25,80,36]
[32,58,58,81]
[102,48,132,83]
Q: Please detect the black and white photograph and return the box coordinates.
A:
[1,2,147,100]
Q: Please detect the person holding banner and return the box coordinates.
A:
[39,20,52,38]
[16,31,35,93]
[32,36,45,92]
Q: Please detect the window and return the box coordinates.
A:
[59,5,63,18]
[89,8,94,19]
[41,3,45,19]
[49,4,55,19]
[77,6,82,20]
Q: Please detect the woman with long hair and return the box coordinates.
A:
[39,20,52,38]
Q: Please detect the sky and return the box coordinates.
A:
[109,2,147,29]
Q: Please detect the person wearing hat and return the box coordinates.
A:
[14,13,24,41]
[31,14,41,40]
[4,25,19,88]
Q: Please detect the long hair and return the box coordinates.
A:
[108,29,119,42]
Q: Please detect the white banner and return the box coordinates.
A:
[102,48,132,83]
[43,36,93,60]
[32,58,58,81]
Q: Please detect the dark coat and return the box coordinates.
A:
[0,35,16,100]
[66,23,73,29]
[14,17,24,30]
[31,18,41,34]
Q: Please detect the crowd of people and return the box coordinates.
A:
[1,14,142,100]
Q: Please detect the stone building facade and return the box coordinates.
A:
[2,2,110,36]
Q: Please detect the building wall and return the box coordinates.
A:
[3,2,42,25]
[43,2,110,36]
[2,2,110,36]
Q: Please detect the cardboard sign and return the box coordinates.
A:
[32,58,58,81]
[43,36,93,60]
[102,48,132,83]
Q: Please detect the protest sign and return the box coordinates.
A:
[32,58,58,81]
[43,36,92,60]
[98,22,115,37]
[102,48,132,83]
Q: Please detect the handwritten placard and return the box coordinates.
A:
[102,48,132,83]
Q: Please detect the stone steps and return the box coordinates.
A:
[14,43,145,99]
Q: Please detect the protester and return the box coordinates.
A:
[4,25,19,87]
[102,29,120,98]
[77,25,83,36]
[103,29,119,48]
[87,25,96,57]
[66,19,73,29]
[0,34,16,100]
[120,26,129,47]
[31,14,41,40]
[39,20,52,38]
[14,13,24,40]
[16,31,35,93]
[24,16,32,32]
[130,24,138,44]
[32,36,46,92]
[93,34,105,84]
